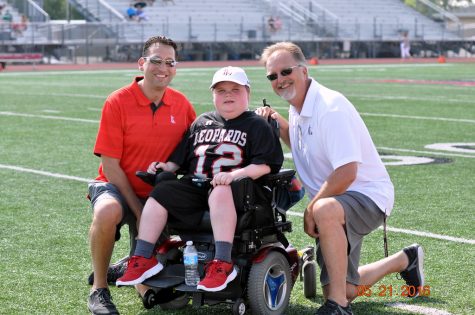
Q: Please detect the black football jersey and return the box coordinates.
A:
[170,110,283,178]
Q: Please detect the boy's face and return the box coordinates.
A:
[212,81,250,120]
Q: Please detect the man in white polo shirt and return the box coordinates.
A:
[257,42,425,315]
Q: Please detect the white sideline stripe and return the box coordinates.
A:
[378,226,475,245]
[387,302,452,315]
[361,112,475,124]
[271,107,475,124]
[287,211,475,245]
[1,164,473,246]
[0,111,99,124]
[377,147,475,159]
[0,164,91,183]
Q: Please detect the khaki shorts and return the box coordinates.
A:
[316,191,385,286]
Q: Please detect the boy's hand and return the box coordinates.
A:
[147,161,166,174]
[211,172,234,186]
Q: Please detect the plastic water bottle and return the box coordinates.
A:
[183,240,200,286]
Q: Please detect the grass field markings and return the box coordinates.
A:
[0,69,139,76]
[381,226,475,245]
[360,112,475,124]
[0,63,451,78]
[425,142,475,154]
[287,211,475,245]
[346,94,475,104]
[0,91,106,99]
[42,109,61,114]
[377,147,475,159]
[0,111,99,123]
[0,164,90,182]
[270,107,475,123]
[386,302,452,315]
[1,161,472,246]
[87,107,102,111]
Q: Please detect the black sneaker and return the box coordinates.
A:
[400,243,425,297]
[315,299,353,315]
[88,256,129,285]
[87,288,119,315]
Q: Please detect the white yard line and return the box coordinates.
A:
[271,107,475,123]
[0,111,99,123]
[360,112,475,124]
[377,147,475,159]
[0,164,91,182]
[1,162,473,246]
[1,91,106,99]
[386,302,452,315]
[287,211,474,244]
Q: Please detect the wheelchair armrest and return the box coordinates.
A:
[135,170,177,186]
[259,169,296,188]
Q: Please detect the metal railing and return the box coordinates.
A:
[6,0,50,22]
[0,20,467,47]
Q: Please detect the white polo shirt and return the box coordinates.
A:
[288,79,394,215]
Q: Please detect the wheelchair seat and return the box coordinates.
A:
[136,169,296,251]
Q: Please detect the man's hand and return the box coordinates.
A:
[255,106,276,120]
[303,207,319,238]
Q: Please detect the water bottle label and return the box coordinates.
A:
[184,255,198,265]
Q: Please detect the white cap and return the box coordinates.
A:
[209,66,250,89]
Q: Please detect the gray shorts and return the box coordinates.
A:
[316,191,385,286]
[88,180,143,254]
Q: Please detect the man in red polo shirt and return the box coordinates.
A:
[87,35,196,315]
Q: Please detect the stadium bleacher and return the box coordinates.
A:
[0,0,469,62]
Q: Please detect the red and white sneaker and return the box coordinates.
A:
[196,259,237,292]
[116,255,163,286]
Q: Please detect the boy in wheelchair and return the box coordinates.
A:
[117,66,284,292]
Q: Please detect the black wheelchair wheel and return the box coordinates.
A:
[247,251,291,315]
[303,260,317,298]
[232,298,246,315]
[142,289,157,309]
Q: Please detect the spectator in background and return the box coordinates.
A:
[0,3,5,16]
[136,7,149,22]
[400,31,411,59]
[268,16,282,34]
[268,16,276,32]
[162,0,175,5]
[2,9,12,23]
[12,14,28,36]
[126,5,137,21]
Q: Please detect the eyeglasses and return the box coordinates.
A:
[143,57,178,67]
[266,65,301,81]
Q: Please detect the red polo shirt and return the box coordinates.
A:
[94,76,196,198]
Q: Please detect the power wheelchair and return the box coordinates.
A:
[134,169,317,315]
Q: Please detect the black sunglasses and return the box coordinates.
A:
[266,65,301,81]
[143,57,178,67]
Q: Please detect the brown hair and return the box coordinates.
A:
[142,35,178,56]
[260,42,307,66]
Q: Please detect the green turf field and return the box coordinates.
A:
[0,62,474,315]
